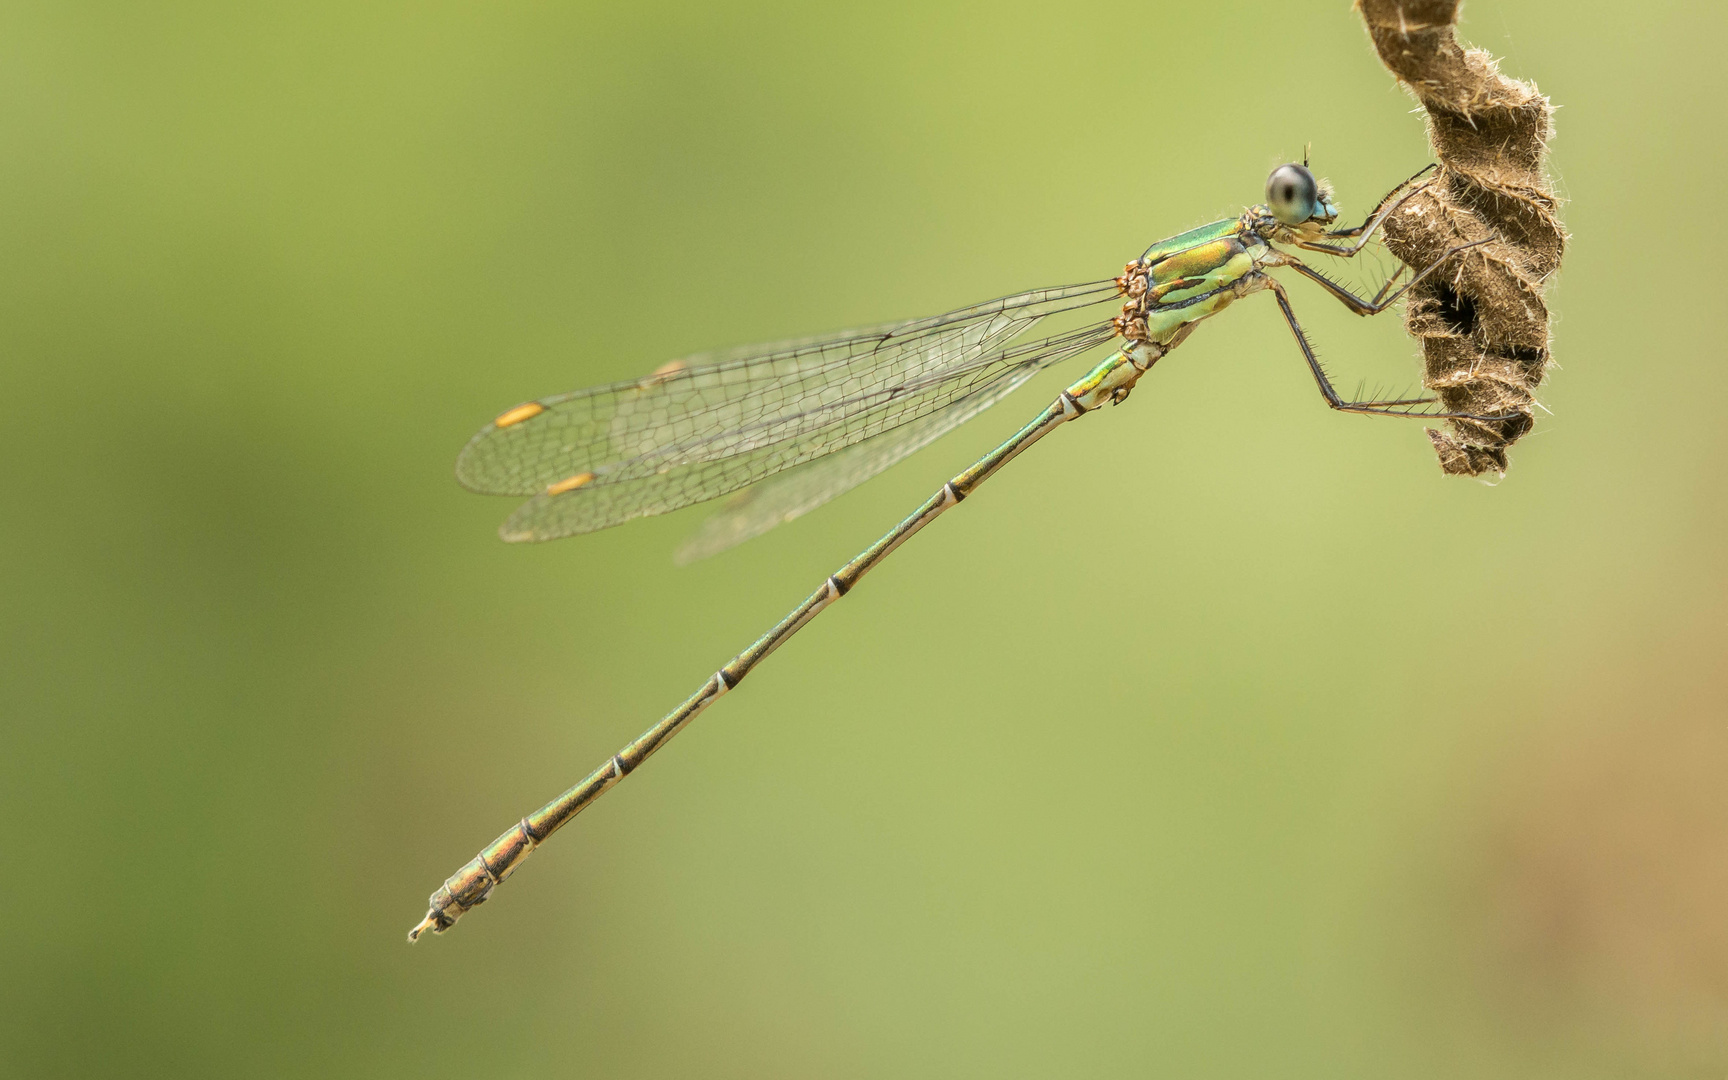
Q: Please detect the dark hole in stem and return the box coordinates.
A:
[1435,281,1478,336]
[1500,344,1547,382]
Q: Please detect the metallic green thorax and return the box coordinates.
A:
[1115,183,1343,349]
[1116,211,1301,348]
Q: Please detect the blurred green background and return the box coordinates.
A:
[3,1,1724,1076]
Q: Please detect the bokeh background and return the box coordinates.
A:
[3,1,1723,1076]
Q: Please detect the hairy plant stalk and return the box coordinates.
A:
[1357,0,1566,475]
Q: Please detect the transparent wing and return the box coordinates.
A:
[457,280,1121,499]
[463,280,1126,543]
[496,319,1118,542]
[671,359,1043,564]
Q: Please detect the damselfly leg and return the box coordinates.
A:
[1298,165,1438,257]
[1283,236,1494,318]
[1266,214,1506,418]
[1269,280,1436,416]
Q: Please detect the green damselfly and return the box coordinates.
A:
[410,163,1495,941]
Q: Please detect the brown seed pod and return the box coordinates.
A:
[1356,0,1566,476]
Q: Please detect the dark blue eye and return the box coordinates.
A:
[1266,164,1319,225]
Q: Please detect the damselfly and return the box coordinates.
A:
[410,163,1495,941]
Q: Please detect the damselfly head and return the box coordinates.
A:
[1265,163,1337,226]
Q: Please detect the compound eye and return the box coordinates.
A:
[1266,163,1319,225]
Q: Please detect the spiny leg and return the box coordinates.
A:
[1266,279,1500,420]
[1281,236,1494,317]
[1327,164,1435,239]
[1297,164,1437,258]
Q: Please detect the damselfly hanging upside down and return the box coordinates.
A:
[410,163,1499,941]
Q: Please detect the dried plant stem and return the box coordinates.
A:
[1356,0,1565,475]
